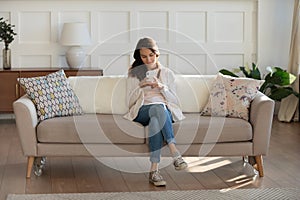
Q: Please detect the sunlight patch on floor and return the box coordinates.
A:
[227,174,248,182]
[221,175,257,192]
[184,157,233,173]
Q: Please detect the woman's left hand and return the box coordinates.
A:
[139,77,165,89]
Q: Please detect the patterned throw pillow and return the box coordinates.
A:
[201,73,264,120]
[18,69,83,121]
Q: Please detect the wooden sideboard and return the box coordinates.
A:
[0,68,103,113]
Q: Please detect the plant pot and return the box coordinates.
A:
[3,48,11,70]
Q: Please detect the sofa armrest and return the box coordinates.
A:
[250,91,275,155]
[13,95,38,156]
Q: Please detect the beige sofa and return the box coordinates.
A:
[13,75,275,178]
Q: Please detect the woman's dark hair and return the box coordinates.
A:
[128,37,160,81]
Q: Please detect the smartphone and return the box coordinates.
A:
[146,70,156,79]
[146,70,156,82]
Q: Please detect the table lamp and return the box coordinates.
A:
[60,22,91,68]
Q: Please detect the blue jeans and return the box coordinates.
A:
[134,104,176,163]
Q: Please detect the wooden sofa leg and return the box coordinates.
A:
[26,156,35,179]
[255,155,264,177]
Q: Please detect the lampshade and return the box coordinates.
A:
[60,22,91,46]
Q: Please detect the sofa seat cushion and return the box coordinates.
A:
[37,114,145,144]
[173,114,252,144]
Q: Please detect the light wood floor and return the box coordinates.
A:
[0,118,299,199]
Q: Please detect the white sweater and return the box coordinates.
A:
[123,66,185,122]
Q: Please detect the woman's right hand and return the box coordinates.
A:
[139,78,152,88]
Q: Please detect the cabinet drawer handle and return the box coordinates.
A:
[15,83,19,98]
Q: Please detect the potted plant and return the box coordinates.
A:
[0,17,17,69]
[219,63,300,101]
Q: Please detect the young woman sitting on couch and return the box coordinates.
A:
[124,37,187,187]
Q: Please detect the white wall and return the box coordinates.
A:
[0,0,294,75]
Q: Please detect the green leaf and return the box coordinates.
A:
[239,66,250,78]
[239,64,261,80]
[219,69,239,77]
[259,81,273,93]
[250,71,262,80]
[268,70,296,86]
[268,87,294,101]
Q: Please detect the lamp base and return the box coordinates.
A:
[66,46,86,68]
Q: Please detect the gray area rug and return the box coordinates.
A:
[7,188,300,200]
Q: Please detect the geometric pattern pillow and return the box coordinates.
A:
[201,73,264,121]
[18,69,83,121]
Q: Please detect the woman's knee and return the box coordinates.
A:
[149,104,165,114]
[149,104,167,120]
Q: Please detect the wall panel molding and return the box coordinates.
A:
[0,0,257,75]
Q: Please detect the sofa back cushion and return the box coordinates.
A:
[68,75,215,114]
[68,76,128,114]
[175,75,216,113]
